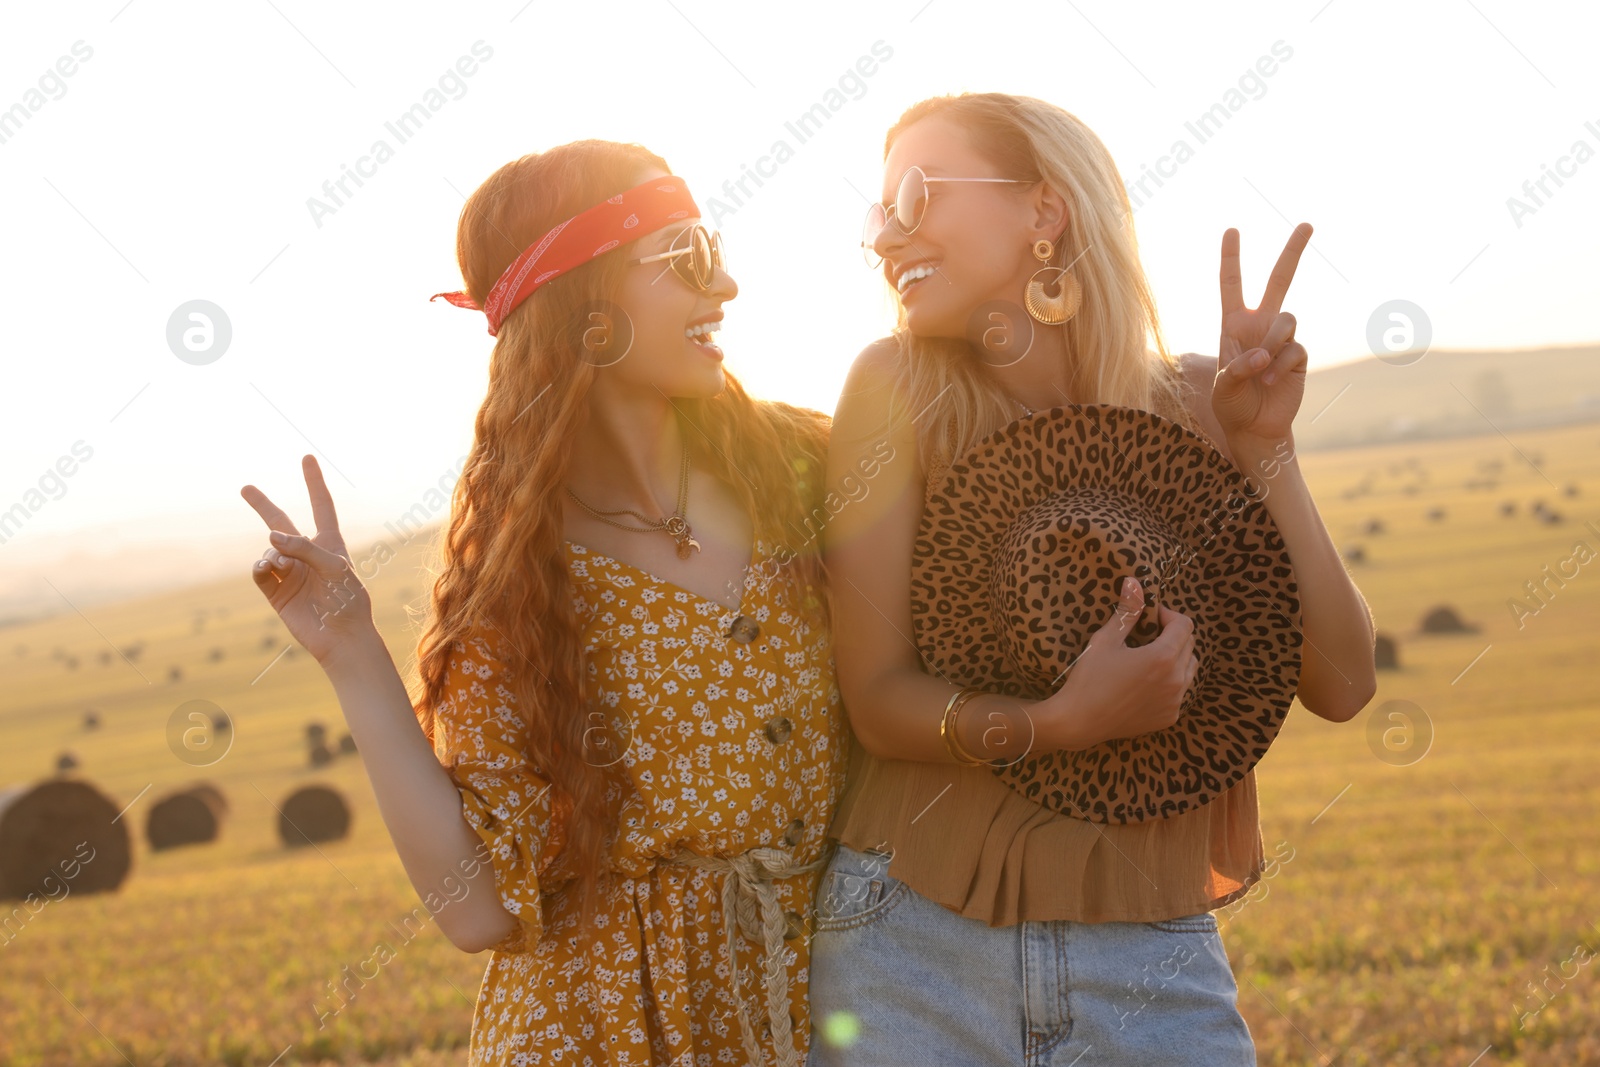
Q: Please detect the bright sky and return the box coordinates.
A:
[2,0,1596,566]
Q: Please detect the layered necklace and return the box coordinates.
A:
[565,443,702,559]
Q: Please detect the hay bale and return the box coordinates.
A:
[277,785,350,848]
[207,647,225,663]
[1344,545,1366,564]
[308,741,335,768]
[0,779,133,900]
[1564,483,1580,498]
[55,752,78,773]
[1420,604,1479,634]
[1364,518,1386,535]
[1426,507,1447,522]
[145,788,225,851]
[82,711,100,731]
[259,635,276,651]
[1500,501,1517,517]
[1540,510,1564,525]
[167,666,182,683]
[337,732,357,756]
[1374,633,1400,670]
[211,710,232,735]
[305,722,327,745]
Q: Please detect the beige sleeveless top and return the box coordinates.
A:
[826,432,1266,925]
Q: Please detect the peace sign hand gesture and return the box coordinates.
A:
[1211,222,1313,447]
[241,454,376,668]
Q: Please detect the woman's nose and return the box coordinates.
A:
[873,215,905,273]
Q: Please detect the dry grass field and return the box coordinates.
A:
[2,419,1597,1066]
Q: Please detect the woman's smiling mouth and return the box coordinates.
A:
[686,316,723,359]
[895,261,940,296]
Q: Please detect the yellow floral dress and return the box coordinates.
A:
[430,537,850,1067]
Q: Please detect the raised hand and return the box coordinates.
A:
[241,454,375,666]
[1211,222,1312,446]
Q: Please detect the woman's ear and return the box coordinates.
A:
[1032,182,1071,245]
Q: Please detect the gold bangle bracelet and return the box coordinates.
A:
[939,686,990,766]
[950,692,994,765]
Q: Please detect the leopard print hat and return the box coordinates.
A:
[910,403,1304,824]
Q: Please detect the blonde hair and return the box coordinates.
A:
[879,92,1199,473]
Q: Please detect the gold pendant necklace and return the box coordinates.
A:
[566,443,702,559]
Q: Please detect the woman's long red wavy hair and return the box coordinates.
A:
[407,140,833,930]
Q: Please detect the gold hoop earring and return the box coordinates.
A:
[1024,239,1081,325]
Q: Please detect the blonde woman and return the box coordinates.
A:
[244,140,849,1066]
[809,93,1376,1064]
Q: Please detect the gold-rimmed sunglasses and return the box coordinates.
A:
[627,223,727,291]
[861,164,1033,268]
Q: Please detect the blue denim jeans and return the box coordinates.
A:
[806,842,1256,1066]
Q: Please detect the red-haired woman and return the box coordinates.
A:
[243,140,848,1067]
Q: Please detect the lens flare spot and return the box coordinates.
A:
[820,1010,861,1047]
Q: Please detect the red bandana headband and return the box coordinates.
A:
[431,175,700,337]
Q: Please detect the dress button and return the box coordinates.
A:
[780,817,804,847]
[783,910,805,940]
[727,614,760,643]
[763,716,793,744]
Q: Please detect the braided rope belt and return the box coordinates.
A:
[663,842,835,1067]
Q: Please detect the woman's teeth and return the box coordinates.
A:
[686,321,720,343]
[896,263,939,293]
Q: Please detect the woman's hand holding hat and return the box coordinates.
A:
[911,402,1303,823]
[1212,223,1312,449]
[1035,576,1203,752]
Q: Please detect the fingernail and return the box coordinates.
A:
[269,531,287,544]
[1250,349,1268,366]
[1122,577,1139,596]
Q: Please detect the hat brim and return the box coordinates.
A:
[910,403,1303,824]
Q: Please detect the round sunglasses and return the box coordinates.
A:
[861,165,1033,268]
[627,223,727,291]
